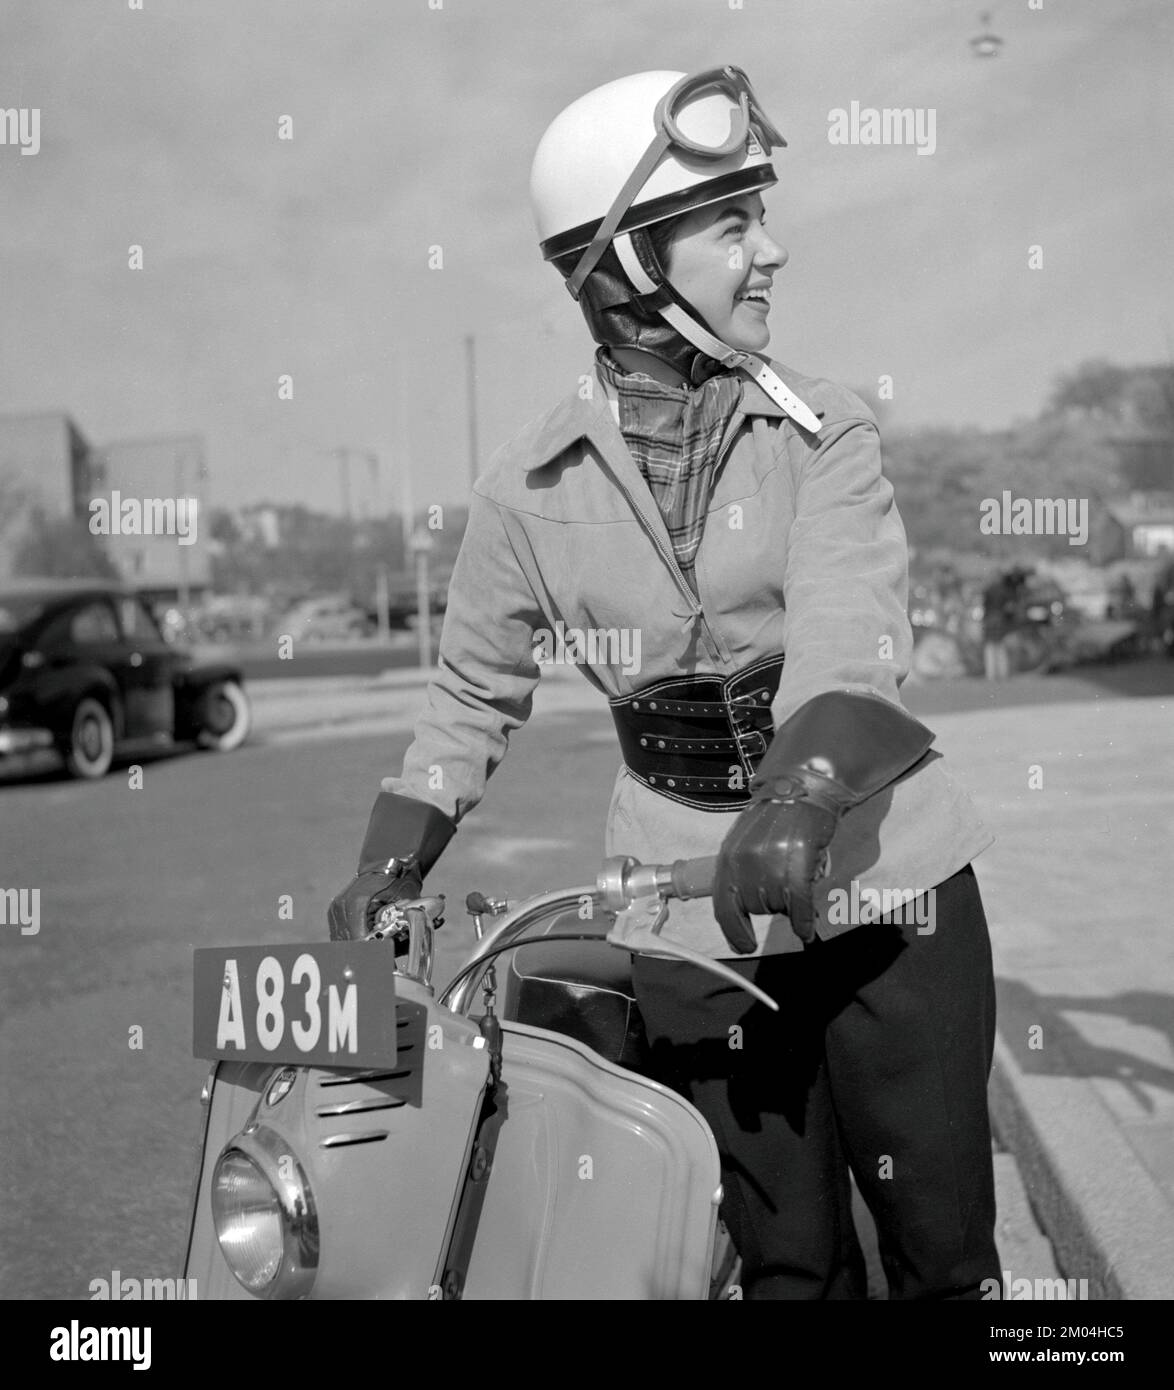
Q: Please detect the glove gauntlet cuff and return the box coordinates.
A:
[749,768,851,816]
[356,792,457,880]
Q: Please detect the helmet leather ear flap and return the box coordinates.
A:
[553,234,730,384]
[629,225,727,343]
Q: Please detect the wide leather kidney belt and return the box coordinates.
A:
[607,653,783,812]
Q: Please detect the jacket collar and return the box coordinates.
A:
[522,362,824,472]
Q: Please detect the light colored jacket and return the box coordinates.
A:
[382,358,994,958]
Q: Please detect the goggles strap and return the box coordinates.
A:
[612,233,822,434]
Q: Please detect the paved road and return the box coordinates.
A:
[0,689,1069,1299]
[217,633,1174,707]
[0,707,618,1300]
[224,639,424,682]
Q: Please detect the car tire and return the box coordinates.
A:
[63,696,115,780]
[195,680,251,752]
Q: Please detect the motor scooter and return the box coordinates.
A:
[183,853,778,1299]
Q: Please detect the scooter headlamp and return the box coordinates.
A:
[211,1126,319,1299]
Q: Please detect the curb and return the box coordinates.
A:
[247,672,434,701]
[989,1029,1174,1300]
[247,664,604,738]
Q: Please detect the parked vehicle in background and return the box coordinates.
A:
[1150,557,1174,657]
[1017,573,1066,628]
[276,594,375,643]
[362,572,450,632]
[0,579,251,780]
[187,594,275,645]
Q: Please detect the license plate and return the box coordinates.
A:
[193,943,397,1067]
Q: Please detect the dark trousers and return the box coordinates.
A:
[631,865,1000,1300]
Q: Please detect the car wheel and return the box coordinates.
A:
[195,680,251,752]
[63,696,115,780]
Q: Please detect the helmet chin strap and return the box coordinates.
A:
[613,232,822,434]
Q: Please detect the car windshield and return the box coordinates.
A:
[0,596,49,633]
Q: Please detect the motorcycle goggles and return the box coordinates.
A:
[563,65,786,302]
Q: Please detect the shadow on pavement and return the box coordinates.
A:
[997,977,1174,1112]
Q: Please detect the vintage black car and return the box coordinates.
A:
[0,579,251,780]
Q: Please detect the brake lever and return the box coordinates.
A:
[368,895,447,950]
[371,895,445,933]
[604,893,779,1012]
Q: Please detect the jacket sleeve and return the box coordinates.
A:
[771,402,913,727]
[379,486,546,823]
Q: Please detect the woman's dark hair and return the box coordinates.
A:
[645,215,681,274]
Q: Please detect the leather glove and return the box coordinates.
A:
[327,792,456,942]
[713,691,935,953]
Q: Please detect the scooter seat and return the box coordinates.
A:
[501,910,652,1073]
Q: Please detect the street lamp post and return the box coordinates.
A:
[374,562,391,644]
[409,527,434,670]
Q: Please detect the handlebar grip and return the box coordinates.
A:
[668,855,717,900]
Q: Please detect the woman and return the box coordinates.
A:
[329,66,1000,1300]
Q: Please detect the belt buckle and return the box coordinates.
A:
[727,689,770,765]
[735,726,768,760]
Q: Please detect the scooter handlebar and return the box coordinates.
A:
[666,855,718,901]
[444,853,780,1015]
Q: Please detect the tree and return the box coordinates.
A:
[1049,360,1130,417]
[1126,367,1174,433]
[208,508,242,545]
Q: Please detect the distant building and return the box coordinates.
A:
[0,410,96,515]
[237,504,282,549]
[0,413,213,601]
[85,434,212,603]
[1093,492,1174,563]
[0,411,99,577]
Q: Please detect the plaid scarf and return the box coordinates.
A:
[595,348,745,597]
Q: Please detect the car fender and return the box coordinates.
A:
[174,661,244,691]
[173,663,246,740]
[33,666,123,741]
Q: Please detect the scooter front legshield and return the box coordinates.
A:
[184,982,489,1299]
[461,1021,722,1300]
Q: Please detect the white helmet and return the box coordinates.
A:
[531,68,779,280]
[529,66,820,431]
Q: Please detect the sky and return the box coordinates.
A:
[1,0,1172,515]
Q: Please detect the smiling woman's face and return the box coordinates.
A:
[657,192,787,352]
